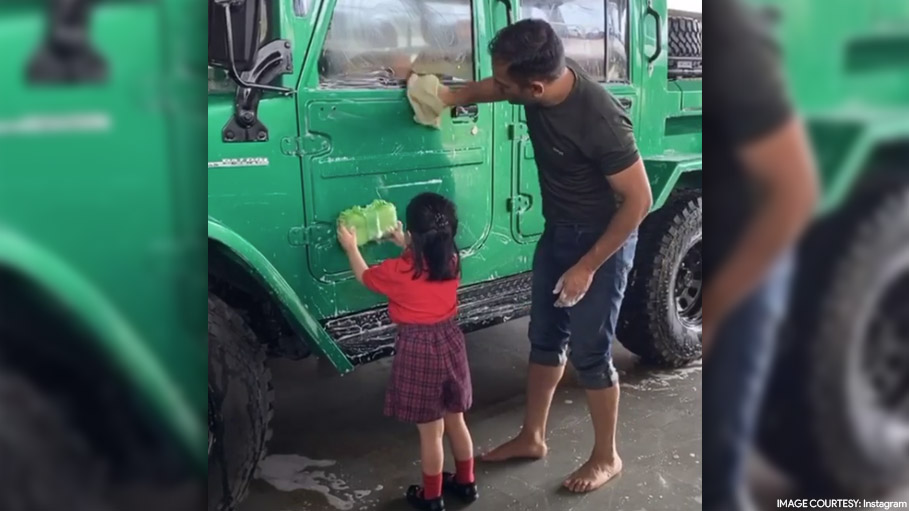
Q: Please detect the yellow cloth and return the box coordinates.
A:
[406,74,446,129]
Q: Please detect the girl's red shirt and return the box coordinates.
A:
[362,250,459,325]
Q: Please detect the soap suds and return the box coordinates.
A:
[257,454,382,511]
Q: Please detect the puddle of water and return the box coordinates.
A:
[257,454,380,511]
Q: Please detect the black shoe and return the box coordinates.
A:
[406,485,446,511]
[442,472,479,503]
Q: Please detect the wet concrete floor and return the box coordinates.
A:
[240,318,703,511]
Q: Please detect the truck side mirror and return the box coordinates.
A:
[28,0,107,84]
[208,0,261,74]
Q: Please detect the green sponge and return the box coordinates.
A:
[338,199,398,246]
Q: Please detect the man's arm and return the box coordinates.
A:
[703,117,818,350]
[702,0,819,352]
[554,159,652,306]
[438,78,507,107]
[582,159,653,271]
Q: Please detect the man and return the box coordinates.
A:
[437,19,652,493]
[702,1,818,509]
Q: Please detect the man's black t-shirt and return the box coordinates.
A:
[705,0,793,276]
[524,63,640,227]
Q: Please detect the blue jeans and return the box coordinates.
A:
[703,254,794,510]
[528,225,638,389]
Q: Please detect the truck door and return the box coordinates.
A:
[297,0,494,280]
[508,0,638,241]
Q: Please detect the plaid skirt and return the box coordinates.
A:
[384,320,473,424]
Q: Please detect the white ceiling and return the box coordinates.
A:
[667,0,702,13]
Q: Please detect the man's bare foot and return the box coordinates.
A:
[479,434,548,462]
[563,454,623,493]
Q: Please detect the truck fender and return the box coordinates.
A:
[207,219,354,374]
[0,226,204,466]
[643,156,702,210]
[816,115,909,214]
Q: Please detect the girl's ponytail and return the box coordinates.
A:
[406,193,460,282]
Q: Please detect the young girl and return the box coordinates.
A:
[337,192,479,511]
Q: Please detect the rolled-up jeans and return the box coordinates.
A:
[704,253,794,510]
[527,224,638,389]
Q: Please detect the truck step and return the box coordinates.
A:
[323,272,533,365]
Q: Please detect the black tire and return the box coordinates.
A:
[668,16,702,78]
[758,182,909,496]
[0,369,112,511]
[619,189,702,367]
[208,292,274,511]
[668,16,702,58]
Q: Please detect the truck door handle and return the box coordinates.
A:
[452,104,479,119]
[645,0,662,64]
[618,97,632,110]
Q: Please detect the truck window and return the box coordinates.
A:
[319,0,474,88]
[294,0,311,15]
[522,0,628,83]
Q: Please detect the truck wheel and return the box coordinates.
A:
[759,183,909,496]
[0,369,111,511]
[619,190,702,367]
[208,292,273,511]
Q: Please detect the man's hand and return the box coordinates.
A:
[437,84,455,107]
[553,263,595,308]
[337,223,358,252]
[702,288,730,355]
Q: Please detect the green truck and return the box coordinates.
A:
[206,0,701,507]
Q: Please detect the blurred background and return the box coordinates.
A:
[0,1,207,510]
[705,0,909,508]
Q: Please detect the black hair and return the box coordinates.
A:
[405,192,460,282]
[488,19,565,83]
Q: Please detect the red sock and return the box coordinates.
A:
[455,458,475,484]
[423,473,443,499]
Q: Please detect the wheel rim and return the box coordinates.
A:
[673,234,703,331]
[861,269,909,426]
[864,271,909,421]
[849,246,909,467]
